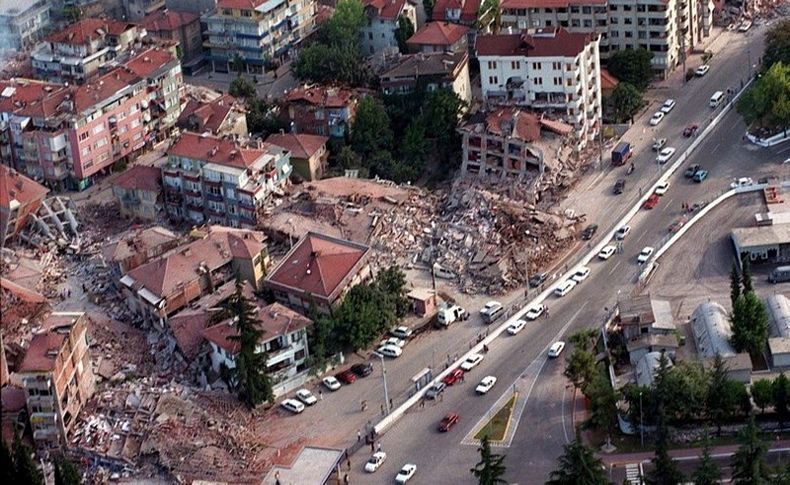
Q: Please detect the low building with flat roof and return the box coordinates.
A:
[731,224,790,266]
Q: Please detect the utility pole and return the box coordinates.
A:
[379,353,390,413]
[639,391,644,447]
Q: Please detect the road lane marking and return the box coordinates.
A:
[712,143,721,153]
[561,385,570,444]
[662,197,674,212]
[778,144,790,154]
[608,260,622,276]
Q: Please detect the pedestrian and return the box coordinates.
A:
[371,442,375,452]
[319,390,323,401]
[344,473,349,484]
[357,430,361,442]
[380,404,385,415]
[346,458,351,469]
[389,398,393,409]
[377,442,382,452]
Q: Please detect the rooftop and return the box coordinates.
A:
[617,294,675,331]
[0,277,47,304]
[101,226,180,264]
[407,21,469,46]
[111,165,162,193]
[767,294,790,339]
[124,47,179,79]
[0,0,47,17]
[625,333,679,353]
[433,0,480,22]
[769,337,790,356]
[463,107,573,142]
[381,51,469,79]
[217,0,269,9]
[691,301,736,359]
[202,302,312,354]
[362,0,408,21]
[167,132,266,169]
[47,18,136,45]
[284,85,359,108]
[0,79,70,119]
[263,446,344,485]
[635,351,672,388]
[73,68,143,112]
[600,68,619,90]
[177,94,238,134]
[0,164,49,211]
[139,9,200,31]
[265,133,328,159]
[17,312,85,373]
[476,27,595,58]
[731,224,790,248]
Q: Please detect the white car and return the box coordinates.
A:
[377,344,403,358]
[460,353,484,371]
[322,376,341,391]
[783,158,790,165]
[395,464,417,483]
[295,389,317,405]
[380,337,406,348]
[615,225,631,240]
[476,376,498,394]
[554,279,577,297]
[598,245,617,260]
[654,181,670,195]
[738,21,752,32]
[649,112,665,126]
[548,341,566,358]
[365,451,387,473]
[281,399,305,414]
[660,99,676,113]
[571,266,591,283]
[507,319,527,335]
[637,246,655,264]
[480,301,503,316]
[524,304,545,321]
[730,177,754,189]
[695,64,710,76]
[390,326,413,339]
[656,147,676,164]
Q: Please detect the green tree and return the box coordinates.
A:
[306,314,337,376]
[395,15,415,54]
[230,53,245,75]
[12,434,42,485]
[423,88,465,166]
[226,281,273,407]
[547,435,608,485]
[375,265,411,318]
[607,49,654,91]
[401,120,429,164]
[730,291,770,356]
[229,77,256,98]
[294,42,370,86]
[763,19,790,70]
[663,361,708,422]
[751,379,774,414]
[692,430,721,485]
[477,0,501,33]
[621,384,655,428]
[737,62,790,130]
[585,370,618,439]
[333,283,397,350]
[336,145,365,171]
[773,373,790,427]
[731,414,771,484]
[569,327,598,351]
[423,0,435,21]
[245,98,288,136]
[730,259,742,306]
[648,353,685,485]
[54,457,82,485]
[741,255,753,294]
[326,0,366,46]
[62,6,82,22]
[352,97,394,159]
[707,354,747,436]
[470,435,507,485]
[564,347,597,390]
[608,82,643,123]
[1,439,16,482]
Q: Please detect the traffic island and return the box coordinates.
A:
[474,394,518,442]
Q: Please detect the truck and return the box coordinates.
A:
[611,142,632,166]
[769,266,790,284]
[437,305,469,326]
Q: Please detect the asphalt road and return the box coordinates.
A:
[345,21,789,485]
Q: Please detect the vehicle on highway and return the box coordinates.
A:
[738,21,752,32]
[548,341,566,358]
[693,169,709,182]
[426,382,446,399]
[611,142,632,165]
[615,225,631,240]
[480,301,504,324]
[442,368,465,385]
[783,158,790,165]
[438,412,460,431]
[637,247,655,264]
[437,305,469,326]
[351,363,374,377]
[524,304,545,320]
[571,266,591,283]
[554,279,577,297]
[695,64,710,76]
[654,181,670,195]
[581,224,598,241]
[683,124,699,137]
[769,266,790,284]
[281,399,305,414]
[395,464,417,483]
[710,91,724,108]
[730,177,755,189]
[660,99,676,113]
[336,369,357,384]
[613,179,626,195]
[669,220,686,233]
[507,319,527,335]
[598,245,617,260]
[390,326,413,339]
[377,344,403,358]
[295,389,317,405]
[460,353,484,371]
[365,451,387,473]
[684,164,702,177]
[649,112,665,126]
[322,376,341,391]
[529,271,549,286]
[380,337,407,348]
[652,138,667,151]
[476,376,498,395]
[656,147,676,164]
[643,194,660,209]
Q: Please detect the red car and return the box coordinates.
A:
[442,368,465,386]
[438,412,460,432]
[683,124,699,137]
[336,369,357,384]
[643,194,660,210]
[669,220,686,233]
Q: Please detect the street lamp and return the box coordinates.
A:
[639,391,644,447]
[379,353,390,414]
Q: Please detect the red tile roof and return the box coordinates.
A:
[362,0,408,20]
[17,330,68,373]
[47,18,136,45]
[485,108,542,142]
[101,226,179,264]
[217,0,268,9]
[177,94,236,134]
[168,132,266,169]
[0,164,49,212]
[600,67,619,90]
[111,165,162,193]
[501,0,605,8]
[476,27,594,58]
[0,277,47,304]
[433,0,481,22]
[407,22,470,46]
[124,48,178,79]
[73,68,143,112]
[139,9,200,32]
[0,79,70,119]
[202,302,312,354]
[265,133,328,160]
[284,86,358,109]
[266,232,370,299]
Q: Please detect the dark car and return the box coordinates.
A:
[613,179,626,195]
[580,224,598,241]
[336,369,357,384]
[683,124,699,137]
[684,164,701,178]
[351,363,374,378]
[528,272,548,287]
[442,368,465,386]
[438,412,460,432]
[425,382,446,400]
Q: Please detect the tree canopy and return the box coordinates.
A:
[608,82,643,123]
[736,62,790,129]
[730,291,770,356]
[229,77,256,98]
[691,431,721,485]
[731,414,771,484]
[607,49,654,91]
[395,15,415,54]
[470,435,507,485]
[547,436,608,485]
[763,19,790,70]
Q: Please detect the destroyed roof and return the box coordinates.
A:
[381,51,469,79]
[167,132,266,169]
[16,313,84,373]
[691,301,736,359]
[266,232,370,299]
[0,277,47,304]
[433,0,480,22]
[177,94,237,134]
[202,302,312,354]
[0,164,49,211]
[616,294,675,330]
[482,108,541,142]
[284,85,359,108]
[217,0,268,8]
[407,22,470,46]
[265,133,328,159]
[101,226,179,263]
[139,9,200,31]
[362,0,409,20]
[124,48,179,79]
[46,18,136,45]
[476,27,595,58]
[111,165,162,193]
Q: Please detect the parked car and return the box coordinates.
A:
[581,224,598,241]
[693,169,709,182]
[548,341,566,358]
[571,266,591,283]
[364,451,387,473]
[377,344,403,358]
[683,124,699,137]
[442,368,465,386]
[695,65,710,76]
[351,363,374,377]
[643,194,660,210]
[295,389,317,405]
[336,369,357,384]
[524,304,545,321]
[322,376,341,391]
[613,179,626,195]
[380,337,406,348]
[684,164,702,177]
[738,20,752,32]
[649,112,665,126]
[395,464,417,483]
[637,247,655,264]
[529,271,549,287]
[476,376,498,395]
[554,279,577,297]
[615,225,631,240]
[652,138,667,151]
[390,326,413,339]
[656,147,676,164]
[598,245,617,260]
[507,319,527,335]
[654,181,670,195]
[438,412,460,432]
[660,99,676,113]
[669,220,686,233]
[730,177,755,189]
[460,353,484,371]
[426,382,446,400]
[281,399,305,414]
[480,300,505,324]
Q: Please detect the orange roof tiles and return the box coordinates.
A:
[124,48,178,79]
[0,165,49,212]
[362,0,408,20]
[0,277,47,304]
[217,0,268,9]
[0,79,70,119]
[168,132,266,169]
[433,0,480,22]
[73,68,143,112]
[202,302,312,354]
[265,133,328,159]
[17,331,67,373]
[407,22,470,46]
[47,18,136,45]
[284,86,358,109]
[177,94,237,134]
[476,27,594,58]
[600,68,619,90]
[111,165,162,193]
[139,9,200,32]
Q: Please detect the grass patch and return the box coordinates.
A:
[474,394,517,442]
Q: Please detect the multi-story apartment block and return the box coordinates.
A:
[203,0,318,74]
[380,51,472,105]
[17,312,95,449]
[0,165,49,248]
[476,27,602,146]
[31,18,144,84]
[125,47,184,142]
[360,0,418,56]
[283,85,362,137]
[166,0,219,14]
[163,132,292,227]
[266,132,328,181]
[431,0,480,25]
[111,165,163,220]
[500,0,714,77]
[123,0,167,20]
[0,0,51,52]
[406,21,470,53]
[101,225,180,278]
[140,9,204,65]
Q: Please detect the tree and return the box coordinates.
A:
[647,353,685,485]
[707,354,745,436]
[326,0,366,46]
[470,435,507,485]
[245,98,288,137]
[395,15,415,54]
[230,53,245,75]
[737,62,790,130]
[691,430,721,485]
[564,347,597,390]
[226,281,273,407]
[401,120,429,165]
[333,283,397,350]
[351,97,394,159]
[621,384,655,429]
[229,77,256,98]
[663,361,708,422]
[751,379,774,414]
[62,6,82,22]
[12,434,42,485]
[306,313,337,376]
[423,0,435,21]
[477,0,501,33]
[375,265,411,318]
[607,49,654,91]
[730,259,742,306]
[293,40,370,86]
[763,19,790,70]
[741,255,753,294]
[730,291,770,356]
[585,371,618,439]
[423,88,465,166]
[569,327,598,351]
[773,373,790,427]
[608,82,643,123]
[1,440,16,483]
[547,435,608,485]
[731,414,771,484]
[54,457,82,485]
[336,145,365,172]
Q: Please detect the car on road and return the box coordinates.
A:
[783,158,790,165]
[613,179,626,195]
[669,220,686,233]
[738,20,752,32]
[637,247,655,264]
[476,376,498,395]
[380,337,406,348]
[395,464,417,483]
[365,451,387,473]
[580,224,598,241]
[336,369,357,384]
[649,112,665,126]
[660,99,676,113]
[615,225,631,240]
[351,363,374,378]
[528,271,549,287]
[426,382,446,400]
[598,245,617,260]
[695,65,710,76]
[693,169,709,182]
[554,279,577,297]
[322,376,341,391]
[656,147,676,164]
[507,319,527,335]
[730,177,755,189]
[684,164,702,177]
[442,368,465,386]
[548,341,566,358]
[377,344,403,358]
[524,304,545,320]
[390,326,413,339]
[460,353,484,371]
[643,194,660,209]
[295,389,317,405]
[480,301,503,317]
[438,412,460,432]
[654,181,670,195]
[281,399,305,414]
[652,138,667,151]
[571,266,591,283]
[683,124,699,137]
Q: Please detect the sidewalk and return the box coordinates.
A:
[599,439,790,465]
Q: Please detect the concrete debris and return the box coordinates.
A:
[18,197,81,251]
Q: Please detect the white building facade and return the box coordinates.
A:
[360,0,418,56]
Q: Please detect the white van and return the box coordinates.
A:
[710,91,724,108]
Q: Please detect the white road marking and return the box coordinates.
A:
[662,197,674,212]
[608,260,622,276]
[560,385,570,444]
[777,144,790,154]
[712,143,721,152]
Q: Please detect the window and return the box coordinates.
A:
[92,124,104,135]
[545,20,552,26]
[130,119,141,129]
[625,31,633,38]
[624,18,632,25]
[368,32,372,40]
[533,77,543,86]
[570,6,579,13]
[531,62,541,70]
[315,110,324,120]
[133,132,142,141]
[610,17,618,24]
[79,131,89,141]
[81,146,91,156]
[487,61,497,69]
[553,77,562,85]
[571,19,580,27]
[597,19,606,26]
[609,4,617,11]
[241,9,251,16]
[583,19,592,27]
[222,8,232,15]
[488,76,498,85]
[510,61,520,69]
[610,30,619,38]
[552,62,561,70]
[95,137,107,149]
[623,4,632,11]
[582,6,591,14]
[207,185,221,196]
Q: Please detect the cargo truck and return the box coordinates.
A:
[611,142,632,165]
